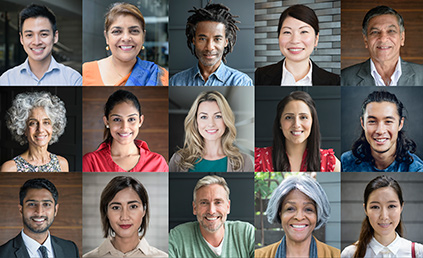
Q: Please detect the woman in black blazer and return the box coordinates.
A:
[255,5,340,86]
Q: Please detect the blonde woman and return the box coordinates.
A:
[169,91,253,172]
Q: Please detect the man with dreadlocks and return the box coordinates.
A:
[169,2,253,86]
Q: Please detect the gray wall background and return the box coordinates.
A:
[168,0,254,80]
[341,172,423,250]
[82,173,168,254]
[254,0,341,75]
[341,87,423,158]
[255,86,341,158]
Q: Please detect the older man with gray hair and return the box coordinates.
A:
[169,175,254,258]
[341,5,423,86]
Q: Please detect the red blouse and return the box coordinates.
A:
[255,147,335,172]
[83,140,168,172]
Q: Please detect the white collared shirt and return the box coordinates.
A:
[341,233,423,258]
[21,230,55,258]
[281,59,313,86]
[370,57,402,86]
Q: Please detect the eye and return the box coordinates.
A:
[111,30,121,35]
[370,205,380,209]
[370,30,379,35]
[388,204,397,209]
[301,30,309,34]
[43,120,51,125]
[199,115,207,120]
[301,115,308,120]
[215,114,222,119]
[284,116,292,120]
[198,37,206,41]
[130,29,140,34]
[43,203,51,207]
[200,201,207,205]
[129,204,139,209]
[27,203,35,207]
[41,33,49,37]
[128,117,137,122]
[215,38,222,42]
[385,120,394,124]
[28,121,36,126]
[25,33,33,38]
[367,120,376,124]
[305,207,315,213]
[282,31,291,35]
[110,206,121,210]
[286,206,295,212]
[112,118,121,122]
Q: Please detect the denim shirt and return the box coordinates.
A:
[341,150,423,172]
[170,62,253,86]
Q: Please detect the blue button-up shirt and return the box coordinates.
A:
[170,62,253,86]
[0,57,82,86]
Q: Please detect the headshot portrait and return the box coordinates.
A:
[169,86,254,172]
[82,1,169,86]
[0,0,82,85]
[82,87,168,172]
[255,1,341,86]
[255,172,340,258]
[341,173,423,257]
[0,87,82,172]
[82,173,168,257]
[169,173,254,258]
[169,0,254,86]
[341,1,423,86]
[255,86,341,172]
[0,173,82,257]
[341,87,423,172]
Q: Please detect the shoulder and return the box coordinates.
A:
[82,246,100,258]
[170,221,197,237]
[341,60,367,75]
[315,237,340,257]
[402,60,423,72]
[51,235,78,252]
[82,60,99,71]
[56,155,69,172]
[222,64,253,86]
[240,152,254,172]
[0,159,17,172]
[0,234,20,252]
[408,153,423,172]
[341,244,357,258]
[140,238,168,257]
[341,60,369,85]
[341,151,361,172]
[0,64,25,85]
[226,220,254,232]
[255,61,282,86]
[311,61,340,85]
[55,62,82,85]
[169,67,196,85]
[255,241,281,258]
[169,152,184,172]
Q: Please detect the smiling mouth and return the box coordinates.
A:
[118,132,132,137]
[288,48,304,52]
[378,223,392,228]
[206,129,218,134]
[31,47,45,53]
[31,217,47,224]
[119,224,132,229]
[290,224,308,230]
[374,138,388,144]
[119,46,134,51]
[35,135,48,139]
[205,216,220,221]
[377,46,391,50]
[291,131,303,136]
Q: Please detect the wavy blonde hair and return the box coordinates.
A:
[176,91,243,171]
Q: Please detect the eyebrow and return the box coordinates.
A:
[110,113,138,117]
[25,199,53,203]
[285,201,314,205]
[198,111,222,115]
[369,200,399,204]
[111,25,140,29]
[109,200,141,206]
[370,24,398,30]
[23,29,51,33]
[367,115,396,120]
[283,112,309,116]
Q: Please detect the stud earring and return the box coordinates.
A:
[106,45,110,51]
[106,125,109,128]
[142,46,145,50]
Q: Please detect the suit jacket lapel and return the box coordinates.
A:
[13,233,30,258]
[398,58,415,85]
[356,59,376,86]
[265,60,283,85]
[51,236,65,258]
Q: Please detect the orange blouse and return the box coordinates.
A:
[82,61,130,86]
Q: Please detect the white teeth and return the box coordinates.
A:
[207,130,217,133]
[206,217,218,221]
[120,46,133,50]
[292,224,306,228]
[33,218,45,222]
[119,133,131,137]
[289,48,302,52]
[292,131,302,136]
[375,139,387,142]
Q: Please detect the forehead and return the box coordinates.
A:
[198,101,220,113]
[368,187,400,203]
[110,101,139,115]
[195,21,226,36]
[196,184,228,200]
[282,189,314,205]
[364,101,399,118]
[282,16,313,29]
[368,14,399,30]
[24,188,54,201]
[29,107,49,118]
[282,100,311,114]
[110,14,142,27]
[110,187,141,203]
[22,16,53,31]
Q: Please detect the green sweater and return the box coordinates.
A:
[169,220,254,258]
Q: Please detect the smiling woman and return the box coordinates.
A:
[0,91,68,172]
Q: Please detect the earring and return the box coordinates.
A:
[110,229,115,238]
[106,45,110,51]
[106,125,109,128]
[142,46,145,50]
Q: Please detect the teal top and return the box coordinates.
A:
[189,157,228,172]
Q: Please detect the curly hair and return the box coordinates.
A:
[176,91,243,171]
[6,91,67,146]
[185,1,239,63]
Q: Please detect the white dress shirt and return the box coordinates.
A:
[281,59,313,86]
[370,57,402,86]
[21,230,55,258]
[341,233,423,258]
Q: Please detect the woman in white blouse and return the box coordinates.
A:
[341,175,423,258]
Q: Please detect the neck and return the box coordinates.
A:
[203,140,225,160]
[372,57,399,85]
[200,224,225,247]
[23,228,48,245]
[26,146,50,163]
[198,60,222,82]
[28,55,52,80]
[110,140,139,157]
[285,141,307,172]
[285,58,311,82]
[372,149,396,170]
[111,235,140,254]
[285,235,312,258]
[374,231,397,247]
[110,55,136,78]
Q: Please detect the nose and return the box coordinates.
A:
[122,30,132,41]
[120,207,129,220]
[291,31,301,43]
[375,122,386,134]
[35,204,43,215]
[380,207,389,219]
[34,34,42,45]
[121,120,129,129]
[294,117,301,127]
[36,122,45,132]
[294,209,305,220]
[205,39,215,51]
[208,203,216,214]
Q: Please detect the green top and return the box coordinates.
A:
[189,157,228,172]
[169,221,254,258]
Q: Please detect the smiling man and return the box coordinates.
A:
[341,6,423,86]
[169,2,253,86]
[0,178,79,258]
[169,175,254,258]
[0,4,82,86]
[341,91,423,172]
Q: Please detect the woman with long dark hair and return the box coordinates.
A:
[342,175,423,257]
[255,91,340,172]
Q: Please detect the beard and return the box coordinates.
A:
[23,216,54,234]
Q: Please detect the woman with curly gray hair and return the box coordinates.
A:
[0,91,68,172]
[255,174,339,258]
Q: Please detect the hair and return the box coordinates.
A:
[19,4,57,33]
[351,90,416,165]
[103,90,142,143]
[185,1,239,63]
[354,175,404,258]
[266,174,330,230]
[6,91,67,146]
[193,175,230,202]
[19,178,59,206]
[175,91,243,171]
[277,4,319,37]
[104,2,145,33]
[362,6,404,36]
[272,91,321,171]
[100,176,149,239]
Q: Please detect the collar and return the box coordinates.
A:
[193,62,226,83]
[21,230,53,258]
[281,59,313,86]
[369,233,401,256]
[370,57,402,86]
[97,237,150,256]
[20,56,60,77]
[97,139,149,152]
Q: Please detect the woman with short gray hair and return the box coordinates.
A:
[0,91,68,172]
[255,174,339,258]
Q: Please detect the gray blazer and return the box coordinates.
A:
[341,58,423,86]
[0,232,79,258]
[169,152,254,172]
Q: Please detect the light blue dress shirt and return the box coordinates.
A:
[170,62,253,86]
[21,230,55,258]
[0,57,82,86]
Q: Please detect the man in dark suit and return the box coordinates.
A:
[341,6,423,86]
[0,178,79,258]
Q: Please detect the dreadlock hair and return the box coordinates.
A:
[185,1,239,63]
[351,90,416,165]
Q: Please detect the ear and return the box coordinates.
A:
[314,33,319,47]
[227,199,231,214]
[363,34,368,49]
[19,204,23,216]
[103,116,109,127]
[398,117,404,131]
[54,203,59,217]
[400,202,404,213]
[225,38,229,48]
[53,30,59,44]
[104,30,108,45]
[192,201,197,215]
[363,203,368,216]
[19,32,24,46]
[139,114,144,128]
[400,30,405,47]
[360,117,365,130]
